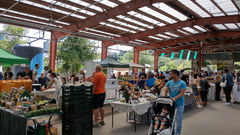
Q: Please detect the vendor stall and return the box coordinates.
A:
[0,48,29,66]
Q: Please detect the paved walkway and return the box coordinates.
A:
[93,101,240,135]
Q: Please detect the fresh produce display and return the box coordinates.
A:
[0,87,59,118]
[24,107,61,118]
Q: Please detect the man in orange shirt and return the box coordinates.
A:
[92,65,106,127]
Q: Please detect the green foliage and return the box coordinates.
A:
[119,50,154,69]
[57,36,96,73]
[0,25,28,51]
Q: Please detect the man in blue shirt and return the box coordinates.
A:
[222,69,234,105]
[163,69,187,135]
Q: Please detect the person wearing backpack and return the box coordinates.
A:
[199,74,210,106]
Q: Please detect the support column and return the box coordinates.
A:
[154,51,159,71]
[133,47,140,73]
[50,32,58,71]
[101,41,108,60]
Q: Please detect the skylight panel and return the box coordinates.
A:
[135,39,149,44]
[69,0,103,12]
[95,0,118,8]
[153,3,188,21]
[157,34,172,39]
[148,36,163,41]
[100,22,136,33]
[177,29,190,35]
[127,11,162,27]
[117,15,154,29]
[224,23,239,29]
[194,25,207,32]
[213,24,228,30]
[164,32,179,38]
[107,19,145,31]
[178,0,210,17]
[215,0,239,15]
[195,0,225,16]
[139,7,176,24]
[118,0,131,3]
[2,14,59,27]
[85,28,121,37]
[81,31,111,38]
[182,27,199,34]
[129,41,142,45]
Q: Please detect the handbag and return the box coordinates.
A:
[220,75,227,87]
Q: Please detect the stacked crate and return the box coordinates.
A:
[62,85,93,135]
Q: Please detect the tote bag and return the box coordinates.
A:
[220,75,227,87]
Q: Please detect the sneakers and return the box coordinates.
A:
[223,102,231,106]
[99,121,105,126]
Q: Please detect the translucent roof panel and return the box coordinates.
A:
[177,30,190,35]
[178,0,210,17]
[118,0,131,3]
[135,39,149,44]
[195,0,225,16]
[81,31,111,38]
[156,34,171,39]
[127,11,164,27]
[194,26,207,32]
[214,0,239,15]
[69,0,104,12]
[148,36,163,41]
[117,15,154,29]
[107,19,145,31]
[224,23,239,29]
[85,28,121,37]
[99,22,136,33]
[182,27,199,34]
[139,7,177,24]
[94,0,118,8]
[20,0,86,20]
[152,3,188,21]
[46,0,96,16]
[213,24,228,30]
[164,32,179,38]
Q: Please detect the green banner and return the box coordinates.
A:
[160,53,165,58]
[170,52,175,59]
[194,52,198,59]
[179,50,184,60]
[186,50,191,60]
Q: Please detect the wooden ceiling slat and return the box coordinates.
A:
[81,0,111,10]
[27,0,90,18]
[0,1,81,23]
[135,10,169,25]
[94,26,127,35]
[107,0,123,5]
[104,21,140,33]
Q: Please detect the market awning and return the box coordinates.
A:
[128,63,147,68]
[0,48,29,66]
[100,57,129,68]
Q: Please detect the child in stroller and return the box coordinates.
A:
[148,98,176,135]
[152,106,170,135]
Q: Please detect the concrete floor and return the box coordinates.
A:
[48,101,240,135]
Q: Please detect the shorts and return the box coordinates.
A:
[93,93,106,109]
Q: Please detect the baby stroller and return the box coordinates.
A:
[147,97,177,135]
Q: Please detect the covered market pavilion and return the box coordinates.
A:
[1,1,240,135]
[0,0,240,71]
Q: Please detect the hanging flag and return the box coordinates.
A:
[186,50,191,60]
[194,52,198,59]
[179,50,184,60]
[160,53,165,57]
[170,52,175,59]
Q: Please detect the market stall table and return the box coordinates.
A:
[0,107,61,135]
[110,99,152,132]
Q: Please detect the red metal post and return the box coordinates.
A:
[154,51,159,71]
[133,47,140,73]
[50,32,58,71]
[101,41,108,60]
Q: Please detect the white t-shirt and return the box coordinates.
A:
[32,69,38,81]
[53,77,63,99]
